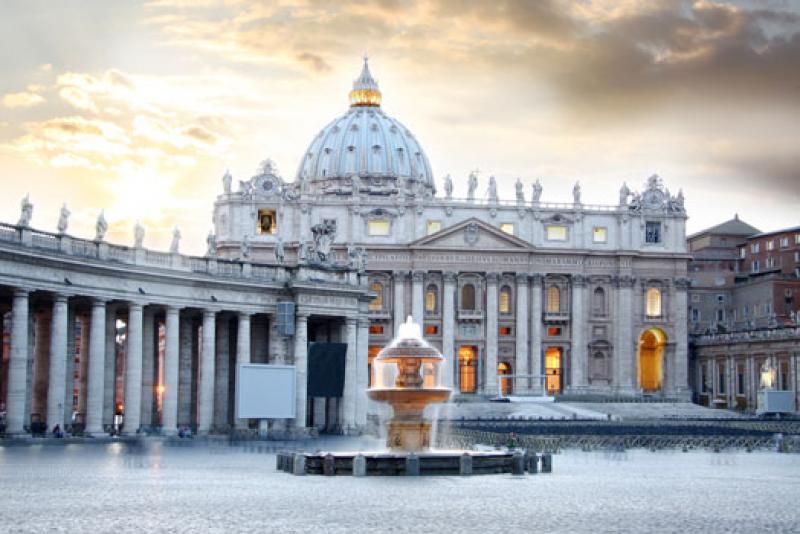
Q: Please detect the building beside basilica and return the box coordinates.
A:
[1,60,695,438]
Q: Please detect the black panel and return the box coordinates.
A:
[307,342,347,397]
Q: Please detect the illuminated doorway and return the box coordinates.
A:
[544,347,562,395]
[638,328,666,392]
[498,362,512,395]
[458,346,477,393]
[368,346,382,388]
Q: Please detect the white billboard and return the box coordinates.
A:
[235,364,295,419]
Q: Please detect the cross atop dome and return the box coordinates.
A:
[349,56,382,107]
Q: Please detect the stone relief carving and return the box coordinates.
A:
[464,222,479,245]
[57,203,70,234]
[627,174,686,214]
[311,218,337,263]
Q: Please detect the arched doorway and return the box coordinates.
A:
[498,362,512,396]
[458,346,477,393]
[638,328,666,392]
[544,347,562,395]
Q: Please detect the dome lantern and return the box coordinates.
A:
[349,56,382,107]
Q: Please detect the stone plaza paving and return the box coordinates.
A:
[0,438,798,533]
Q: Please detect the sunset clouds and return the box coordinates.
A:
[0,0,797,253]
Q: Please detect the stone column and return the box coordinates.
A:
[411,270,425,328]
[197,310,216,434]
[103,306,117,427]
[393,270,407,334]
[162,306,180,435]
[123,302,144,435]
[293,312,309,429]
[673,278,690,399]
[32,310,52,421]
[46,294,69,430]
[85,299,107,435]
[615,276,636,394]
[485,273,499,394]
[570,275,586,391]
[342,317,358,431]
[355,317,369,427]
[234,312,251,429]
[76,315,90,419]
[515,274,530,394]
[140,308,155,428]
[214,315,230,430]
[6,289,30,435]
[177,316,194,427]
[530,275,543,395]
[442,272,457,388]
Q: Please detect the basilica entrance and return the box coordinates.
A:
[544,347,562,395]
[498,362,512,396]
[458,346,477,393]
[638,328,666,392]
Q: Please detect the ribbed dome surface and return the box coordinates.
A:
[295,60,434,194]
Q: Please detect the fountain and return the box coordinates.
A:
[278,317,543,476]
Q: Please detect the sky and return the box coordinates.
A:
[0,0,798,254]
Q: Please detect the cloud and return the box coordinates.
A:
[3,92,45,108]
[296,52,331,72]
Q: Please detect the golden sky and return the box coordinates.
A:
[1,0,798,254]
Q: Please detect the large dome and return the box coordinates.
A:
[295,59,435,196]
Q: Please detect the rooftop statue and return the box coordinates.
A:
[619,182,630,206]
[515,178,524,204]
[170,227,181,254]
[18,194,33,227]
[531,179,542,203]
[222,169,232,194]
[443,174,453,200]
[487,175,498,203]
[95,210,107,241]
[311,219,337,263]
[573,181,582,205]
[274,236,285,264]
[134,221,145,248]
[467,171,478,202]
[206,231,216,257]
[57,203,70,234]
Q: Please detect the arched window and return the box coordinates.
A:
[646,287,661,317]
[546,286,560,313]
[369,281,383,311]
[425,284,438,314]
[593,287,606,316]
[461,283,476,310]
[499,286,512,314]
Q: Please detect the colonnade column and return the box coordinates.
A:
[442,272,457,389]
[123,302,143,435]
[85,298,107,435]
[393,271,407,334]
[234,312,251,429]
[102,306,117,428]
[342,317,358,431]
[515,274,529,394]
[615,275,636,394]
[140,308,156,427]
[530,275,543,395]
[46,294,69,430]
[571,275,586,391]
[293,312,309,430]
[162,306,180,435]
[197,310,216,434]
[355,316,369,427]
[673,278,689,398]
[214,315,230,430]
[6,289,30,435]
[485,273,499,394]
[411,270,424,328]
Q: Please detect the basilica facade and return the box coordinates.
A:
[0,60,691,438]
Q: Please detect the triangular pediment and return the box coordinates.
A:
[409,218,533,250]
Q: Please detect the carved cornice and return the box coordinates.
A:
[531,273,544,286]
[485,272,500,284]
[515,273,529,285]
[443,271,458,283]
[392,270,410,280]
[674,277,691,290]
[612,275,636,288]
[412,270,426,283]
[572,274,586,287]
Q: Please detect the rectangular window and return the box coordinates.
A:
[766,240,774,251]
[547,326,561,336]
[765,257,775,268]
[645,221,661,244]
[794,252,800,262]
[691,308,700,322]
[780,237,789,248]
[499,326,512,336]
[368,219,391,236]
[795,234,800,244]
[426,220,442,235]
[736,364,745,395]
[751,243,759,253]
[546,225,567,241]
[717,294,725,303]
[256,208,277,234]
[740,248,746,259]
[425,324,439,335]
[369,324,384,335]
[500,223,515,235]
[751,260,759,273]
[691,294,700,303]
[718,363,726,395]
[716,309,724,322]
[592,227,607,243]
